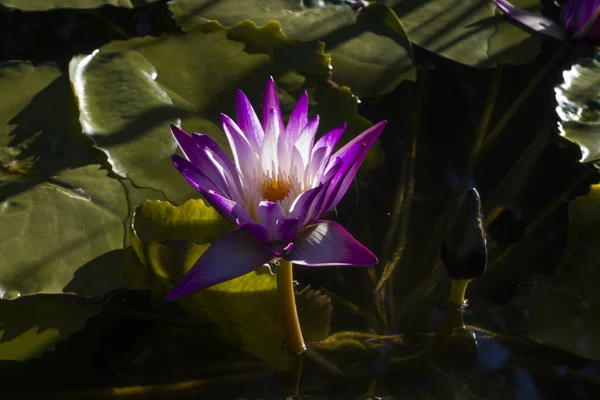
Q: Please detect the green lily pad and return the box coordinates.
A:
[0,62,139,297]
[69,20,378,205]
[0,165,127,297]
[131,199,333,369]
[527,183,600,359]
[168,0,415,97]
[0,294,102,361]
[0,0,160,11]
[389,0,542,66]
[555,50,600,163]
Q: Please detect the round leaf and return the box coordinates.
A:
[69,21,378,205]
[389,0,543,66]
[168,0,415,97]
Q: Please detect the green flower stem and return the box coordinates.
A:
[432,279,470,357]
[448,278,470,307]
[277,259,306,355]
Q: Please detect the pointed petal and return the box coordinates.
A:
[236,89,264,150]
[308,123,346,183]
[257,200,286,240]
[286,220,377,266]
[293,115,319,168]
[286,91,309,138]
[305,157,342,224]
[262,77,284,135]
[313,123,346,155]
[199,189,254,226]
[171,125,202,165]
[277,218,300,242]
[261,108,281,172]
[192,133,236,175]
[332,121,386,160]
[322,141,365,214]
[172,155,227,197]
[239,222,270,243]
[221,113,258,177]
[165,229,274,300]
[204,147,245,204]
[325,121,387,212]
[492,0,567,41]
[288,185,323,221]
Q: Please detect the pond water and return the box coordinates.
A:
[1,0,599,399]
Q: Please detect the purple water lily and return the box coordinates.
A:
[491,0,600,41]
[166,77,386,300]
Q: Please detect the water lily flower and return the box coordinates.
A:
[166,77,386,300]
[491,0,600,41]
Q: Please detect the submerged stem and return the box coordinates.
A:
[277,259,306,355]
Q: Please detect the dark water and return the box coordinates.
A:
[0,1,599,399]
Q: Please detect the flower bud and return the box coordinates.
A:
[441,188,487,280]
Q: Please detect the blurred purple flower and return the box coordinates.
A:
[166,77,386,300]
[491,0,600,41]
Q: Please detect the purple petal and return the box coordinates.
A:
[304,157,342,224]
[262,77,285,135]
[192,133,236,175]
[236,90,264,151]
[308,123,346,182]
[285,220,378,266]
[293,115,319,167]
[172,155,227,197]
[203,147,245,204]
[277,218,300,242]
[563,0,600,38]
[221,113,258,176]
[288,185,323,221]
[197,189,254,226]
[171,125,202,165]
[165,229,274,300]
[321,142,365,215]
[257,200,286,240]
[286,91,309,138]
[261,108,282,171]
[324,121,387,212]
[491,0,567,41]
[239,222,270,243]
[313,123,346,154]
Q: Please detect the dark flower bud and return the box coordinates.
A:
[441,188,487,280]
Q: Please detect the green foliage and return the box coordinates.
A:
[0,294,101,361]
[0,0,160,11]
[168,0,415,97]
[131,199,333,370]
[555,50,600,163]
[388,0,543,66]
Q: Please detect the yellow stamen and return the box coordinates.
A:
[261,176,291,202]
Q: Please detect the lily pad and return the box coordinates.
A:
[0,165,127,297]
[168,0,415,97]
[69,20,378,205]
[0,0,160,11]
[131,199,333,369]
[0,62,136,297]
[555,50,600,163]
[0,294,102,361]
[389,0,543,66]
[527,183,600,359]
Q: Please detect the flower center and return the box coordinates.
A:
[261,176,291,202]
